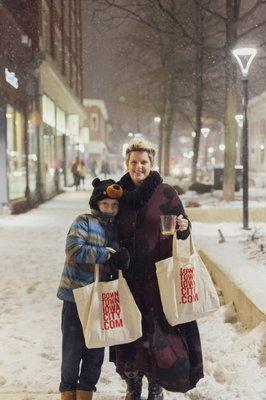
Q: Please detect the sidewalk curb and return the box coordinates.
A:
[199,249,266,329]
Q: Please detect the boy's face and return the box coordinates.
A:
[97,198,119,216]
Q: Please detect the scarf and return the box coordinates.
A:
[118,170,163,209]
[91,209,116,226]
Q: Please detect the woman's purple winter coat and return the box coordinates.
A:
[110,171,204,393]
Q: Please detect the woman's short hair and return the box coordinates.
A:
[125,137,156,167]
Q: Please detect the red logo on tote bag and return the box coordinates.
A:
[179,267,199,304]
[102,291,123,330]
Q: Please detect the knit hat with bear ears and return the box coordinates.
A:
[89,178,123,210]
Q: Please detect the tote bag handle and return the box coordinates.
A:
[94,264,123,283]
[173,234,196,261]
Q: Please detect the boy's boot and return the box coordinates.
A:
[125,371,143,400]
[76,390,93,400]
[61,391,76,400]
[147,378,163,400]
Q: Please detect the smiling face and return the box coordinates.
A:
[127,151,152,186]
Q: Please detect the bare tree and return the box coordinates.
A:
[89,0,266,190]
[196,0,266,199]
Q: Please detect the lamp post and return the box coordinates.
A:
[232,47,257,230]
[235,114,243,165]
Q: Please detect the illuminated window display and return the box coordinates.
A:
[27,114,38,194]
[42,95,56,195]
[6,104,27,200]
[56,107,66,188]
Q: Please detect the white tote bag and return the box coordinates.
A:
[156,234,220,326]
[73,265,142,348]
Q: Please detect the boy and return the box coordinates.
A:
[57,178,130,400]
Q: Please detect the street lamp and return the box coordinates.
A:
[235,114,243,165]
[235,114,243,128]
[201,127,210,138]
[232,47,257,230]
[154,116,161,123]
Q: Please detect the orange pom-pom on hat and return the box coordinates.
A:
[106,184,123,199]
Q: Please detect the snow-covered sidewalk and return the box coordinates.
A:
[0,190,265,400]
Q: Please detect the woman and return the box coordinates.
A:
[111,138,203,400]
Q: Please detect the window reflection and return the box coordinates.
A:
[6,104,27,200]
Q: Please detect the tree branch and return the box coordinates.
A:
[193,0,227,21]
[238,19,266,38]
[238,0,263,22]
[156,0,194,41]
[91,0,173,35]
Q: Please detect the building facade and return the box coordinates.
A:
[0,0,86,213]
[0,2,37,213]
[83,99,112,175]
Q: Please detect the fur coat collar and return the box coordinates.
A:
[118,171,163,209]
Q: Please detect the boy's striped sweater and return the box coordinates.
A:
[57,213,118,303]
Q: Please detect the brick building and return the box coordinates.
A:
[0,0,86,213]
[0,2,37,213]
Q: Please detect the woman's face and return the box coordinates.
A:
[127,151,151,186]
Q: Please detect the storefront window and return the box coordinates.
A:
[43,124,56,194]
[27,120,38,193]
[56,107,66,188]
[6,104,27,200]
[42,95,56,195]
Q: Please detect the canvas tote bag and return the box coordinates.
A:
[156,234,220,326]
[73,265,142,348]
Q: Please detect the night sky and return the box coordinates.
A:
[82,1,266,146]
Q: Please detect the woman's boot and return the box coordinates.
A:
[76,390,93,400]
[124,371,143,400]
[61,391,76,400]
[147,378,163,400]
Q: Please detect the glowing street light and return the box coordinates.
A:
[232,48,257,78]
[235,114,243,128]
[201,127,210,138]
[154,116,161,123]
[232,47,257,229]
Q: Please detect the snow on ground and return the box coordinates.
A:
[193,222,266,315]
[0,189,265,400]
[182,187,266,209]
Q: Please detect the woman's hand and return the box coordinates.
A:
[176,214,189,231]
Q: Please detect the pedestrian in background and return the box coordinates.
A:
[101,160,110,178]
[71,156,80,191]
[57,178,130,400]
[90,159,97,178]
[110,138,203,400]
[77,160,87,190]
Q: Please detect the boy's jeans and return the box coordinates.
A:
[59,301,104,392]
